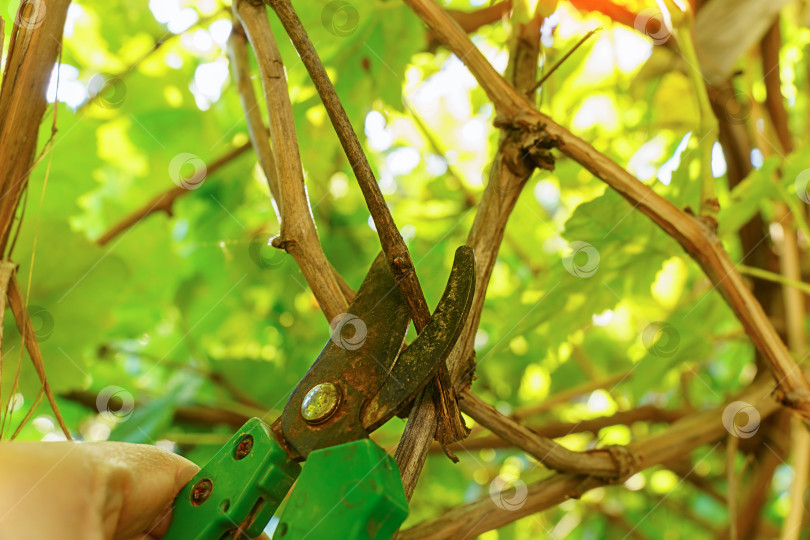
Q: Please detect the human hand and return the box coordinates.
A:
[0,441,199,540]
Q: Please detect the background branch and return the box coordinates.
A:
[227,23,280,206]
[227,20,354,306]
[395,5,545,499]
[426,403,685,453]
[61,389,264,428]
[8,273,70,438]
[460,391,633,478]
[403,0,810,419]
[400,376,780,539]
[96,142,252,246]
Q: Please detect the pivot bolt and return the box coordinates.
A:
[301,382,341,424]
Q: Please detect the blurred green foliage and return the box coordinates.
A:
[1,0,808,537]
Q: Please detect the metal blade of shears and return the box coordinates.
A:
[361,246,475,432]
[275,251,410,459]
[276,246,475,459]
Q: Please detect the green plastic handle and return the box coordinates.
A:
[272,439,408,540]
[163,418,300,540]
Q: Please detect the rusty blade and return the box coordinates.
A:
[278,252,411,459]
[361,246,475,432]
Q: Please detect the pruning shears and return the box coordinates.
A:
[164,246,475,540]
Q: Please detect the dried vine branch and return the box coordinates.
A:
[0,260,15,436]
[263,0,466,460]
[732,425,785,538]
[431,403,684,453]
[0,0,70,253]
[395,6,546,499]
[445,1,511,34]
[0,261,15,355]
[0,0,72,438]
[460,392,630,477]
[7,272,70,437]
[226,22,280,206]
[403,0,810,419]
[400,376,781,539]
[263,0,431,328]
[234,0,347,323]
[442,0,641,40]
[227,20,354,305]
[753,22,808,539]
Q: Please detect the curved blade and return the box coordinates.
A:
[361,246,475,432]
[278,252,411,459]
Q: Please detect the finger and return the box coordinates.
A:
[81,442,198,540]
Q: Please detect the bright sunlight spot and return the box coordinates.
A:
[190,60,229,110]
[657,132,692,185]
[572,94,619,131]
[592,310,614,326]
[46,64,86,109]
